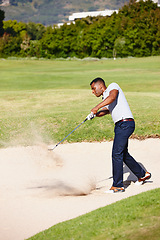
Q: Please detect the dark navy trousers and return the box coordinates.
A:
[112,120,145,188]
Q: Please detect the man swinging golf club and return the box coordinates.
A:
[87,77,151,193]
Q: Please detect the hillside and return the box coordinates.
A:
[1,0,129,25]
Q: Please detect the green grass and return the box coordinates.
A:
[0,56,160,91]
[27,188,160,240]
[0,56,160,147]
[0,57,159,239]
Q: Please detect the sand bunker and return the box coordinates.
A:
[0,139,160,240]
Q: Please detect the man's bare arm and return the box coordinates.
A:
[91,89,118,114]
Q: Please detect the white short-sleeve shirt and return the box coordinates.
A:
[103,83,133,123]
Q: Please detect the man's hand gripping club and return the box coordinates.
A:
[86,112,96,120]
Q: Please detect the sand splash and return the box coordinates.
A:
[0,139,160,240]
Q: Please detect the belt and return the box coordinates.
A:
[115,118,134,125]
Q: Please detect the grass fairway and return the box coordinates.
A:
[27,188,160,240]
[0,56,160,146]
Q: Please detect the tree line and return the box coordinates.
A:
[0,0,160,59]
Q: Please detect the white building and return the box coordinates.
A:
[68,1,160,22]
[69,9,118,21]
[57,0,160,28]
[56,22,75,28]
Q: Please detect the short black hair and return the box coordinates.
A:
[90,77,105,86]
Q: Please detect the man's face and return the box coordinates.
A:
[91,82,103,97]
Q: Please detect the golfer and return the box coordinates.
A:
[88,77,151,193]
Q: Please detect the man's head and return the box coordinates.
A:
[90,77,106,97]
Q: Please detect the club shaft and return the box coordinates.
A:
[51,118,87,150]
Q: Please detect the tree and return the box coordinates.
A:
[3,20,27,36]
[1,0,160,58]
[26,22,45,40]
[113,37,126,58]
[10,0,32,6]
[0,8,5,36]
[9,0,18,6]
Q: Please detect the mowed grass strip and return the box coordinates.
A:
[0,57,160,146]
[0,56,160,91]
[27,188,160,240]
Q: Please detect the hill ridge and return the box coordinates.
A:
[1,0,129,25]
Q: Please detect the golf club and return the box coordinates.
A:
[49,117,88,151]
